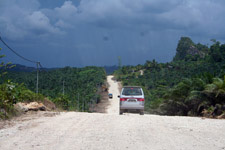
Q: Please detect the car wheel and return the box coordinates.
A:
[119,110,123,115]
[140,111,144,115]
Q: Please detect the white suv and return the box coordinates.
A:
[118,86,144,115]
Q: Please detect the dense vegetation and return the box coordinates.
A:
[0,48,45,119]
[0,48,106,119]
[0,66,106,111]
[115,37,225,117]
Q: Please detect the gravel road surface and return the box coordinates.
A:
[0,75,225,150]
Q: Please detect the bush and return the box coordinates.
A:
[53,94,70,110]
[0,80,45,119]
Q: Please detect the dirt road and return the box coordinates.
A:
[0,75,225,150]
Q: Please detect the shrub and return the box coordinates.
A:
[0,80,45,119]
[53,94,70,110]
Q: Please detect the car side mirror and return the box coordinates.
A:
[118,95,120,98]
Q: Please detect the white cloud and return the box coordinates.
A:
[26,11,61,34]
[73,0,225,38]
[1,0,225,67]
[55,19,73,28]
[1,0,225,42]
[0,0,62,40]
[54,1,77,20]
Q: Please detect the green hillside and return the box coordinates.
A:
[114,37,225,117]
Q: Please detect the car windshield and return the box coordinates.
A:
[122,87,142,96]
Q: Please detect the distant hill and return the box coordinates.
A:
[173,37,209,61]
[8,64,36,72]
[103,65,118,75]
[6,64,50,72]
[4,64,118,74]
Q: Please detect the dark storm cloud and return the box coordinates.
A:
[0,0,225,67]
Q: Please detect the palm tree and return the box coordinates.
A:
[161,78,193,115]
[205,76,225,98]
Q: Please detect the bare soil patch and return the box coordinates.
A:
[0,111,60,130]
[92,91,109,113]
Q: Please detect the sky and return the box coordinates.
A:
[0,0,225,68]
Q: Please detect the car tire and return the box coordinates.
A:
[140,111,144,115]
[119,110,123,115]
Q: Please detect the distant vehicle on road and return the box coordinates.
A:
[118,86,144,115]
[108,93,113,99]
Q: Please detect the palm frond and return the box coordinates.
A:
[187,90,201,100]
[205,84,217,93]
[216,89,225,97]
[213,77,223,89]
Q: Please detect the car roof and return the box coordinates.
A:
[123,86,141,88]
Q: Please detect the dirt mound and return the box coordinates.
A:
[14,99,55,113]
[43,98,56,110]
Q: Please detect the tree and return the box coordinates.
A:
[205,76,225,98]
[0,48,14,78]
[118,56,122,70]
[209,41,222,62]
[0,48,7,77]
